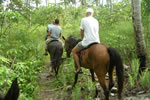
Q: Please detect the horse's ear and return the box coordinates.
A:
[62,36,66,40]
[4,78,19,100]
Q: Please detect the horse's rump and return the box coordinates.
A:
[47,40,63,67]
[48,40,63,58]
[47,40,63,75]
[80,43,110,70]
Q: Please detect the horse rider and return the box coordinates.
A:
[72,8,100,73]
[45,20,55,40]
[44,19,62,56]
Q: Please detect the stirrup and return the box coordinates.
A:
[75,69,83,74]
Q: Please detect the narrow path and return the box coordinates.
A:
[35,61,60,100]
[35,61,150,100]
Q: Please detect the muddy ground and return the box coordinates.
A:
[35,61,150,100]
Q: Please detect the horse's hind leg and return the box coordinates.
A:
[73,72,79,87]
[89,69,95,82]
[95,73,110,100]
[56,65,59,76]
[56,63,60,76]
[89,69,98,98]
[52,60,57,76]
[108,65,115,90]
[50,56,54,72]
[54,66,57,76]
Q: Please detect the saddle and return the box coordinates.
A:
[50,40,59,43]
[78,42,99,55]
[78,42,99,65]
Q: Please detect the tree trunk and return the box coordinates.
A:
[81,0,85,5]
[35,0,39,8]
[72,0,76,5]
[64,0,67,8]
[131,0,148,74]
[45,0,48,6]
[96,0,99,6]
[106,0,109,5]
[110,0,113,11]
[106,0,113,11]
[102,0,103,6]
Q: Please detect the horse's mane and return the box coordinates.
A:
[68,36,81,49]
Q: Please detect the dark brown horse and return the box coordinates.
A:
[63,36,124,100]
[47,40,64,76]
[0,78,19,100]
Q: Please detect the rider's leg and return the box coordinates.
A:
[72,45,81,73]
[44,38,51,56]
[59,39,64,46]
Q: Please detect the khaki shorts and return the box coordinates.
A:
[45,38,51,50]
[76,41,86,50]
[46,38,51,45]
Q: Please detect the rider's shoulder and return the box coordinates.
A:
[48,23,53,26]
[82,17,87,21]
[81,17,88,23]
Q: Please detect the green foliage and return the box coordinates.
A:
[142,0,150,59]
[0,65,13,87]
[142,0,150,16]
[32,6,64,25]
[95,1,131,25]
[140,69,150,89]
[0,56,44,98]
[0,55,10,63]
[100,21,135,63]
[128,59,139,88]
[0,11,45,99]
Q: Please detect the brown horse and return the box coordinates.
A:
[63,36,124,100]
[47,40,64,76]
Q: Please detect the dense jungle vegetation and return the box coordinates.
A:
[0,0,150,99]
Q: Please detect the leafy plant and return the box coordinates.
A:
[128,59,139,88]
[140,69,150,89]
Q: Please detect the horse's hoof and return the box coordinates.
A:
[75,69,83,74]
[78,71,83,74]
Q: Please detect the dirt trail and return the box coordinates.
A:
[36,61,150,100]
[35,61,60,100]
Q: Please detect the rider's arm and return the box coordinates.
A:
[59,33,61,38]
[47,31,51,39]
[59,27,62,38]
[80,29,84,40]
[80,19,84,40]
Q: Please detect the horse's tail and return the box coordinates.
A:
[52,45,63,75]
[107,47,124,98]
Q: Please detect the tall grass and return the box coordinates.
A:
[128,59,139,88]
[140,69,150,89]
